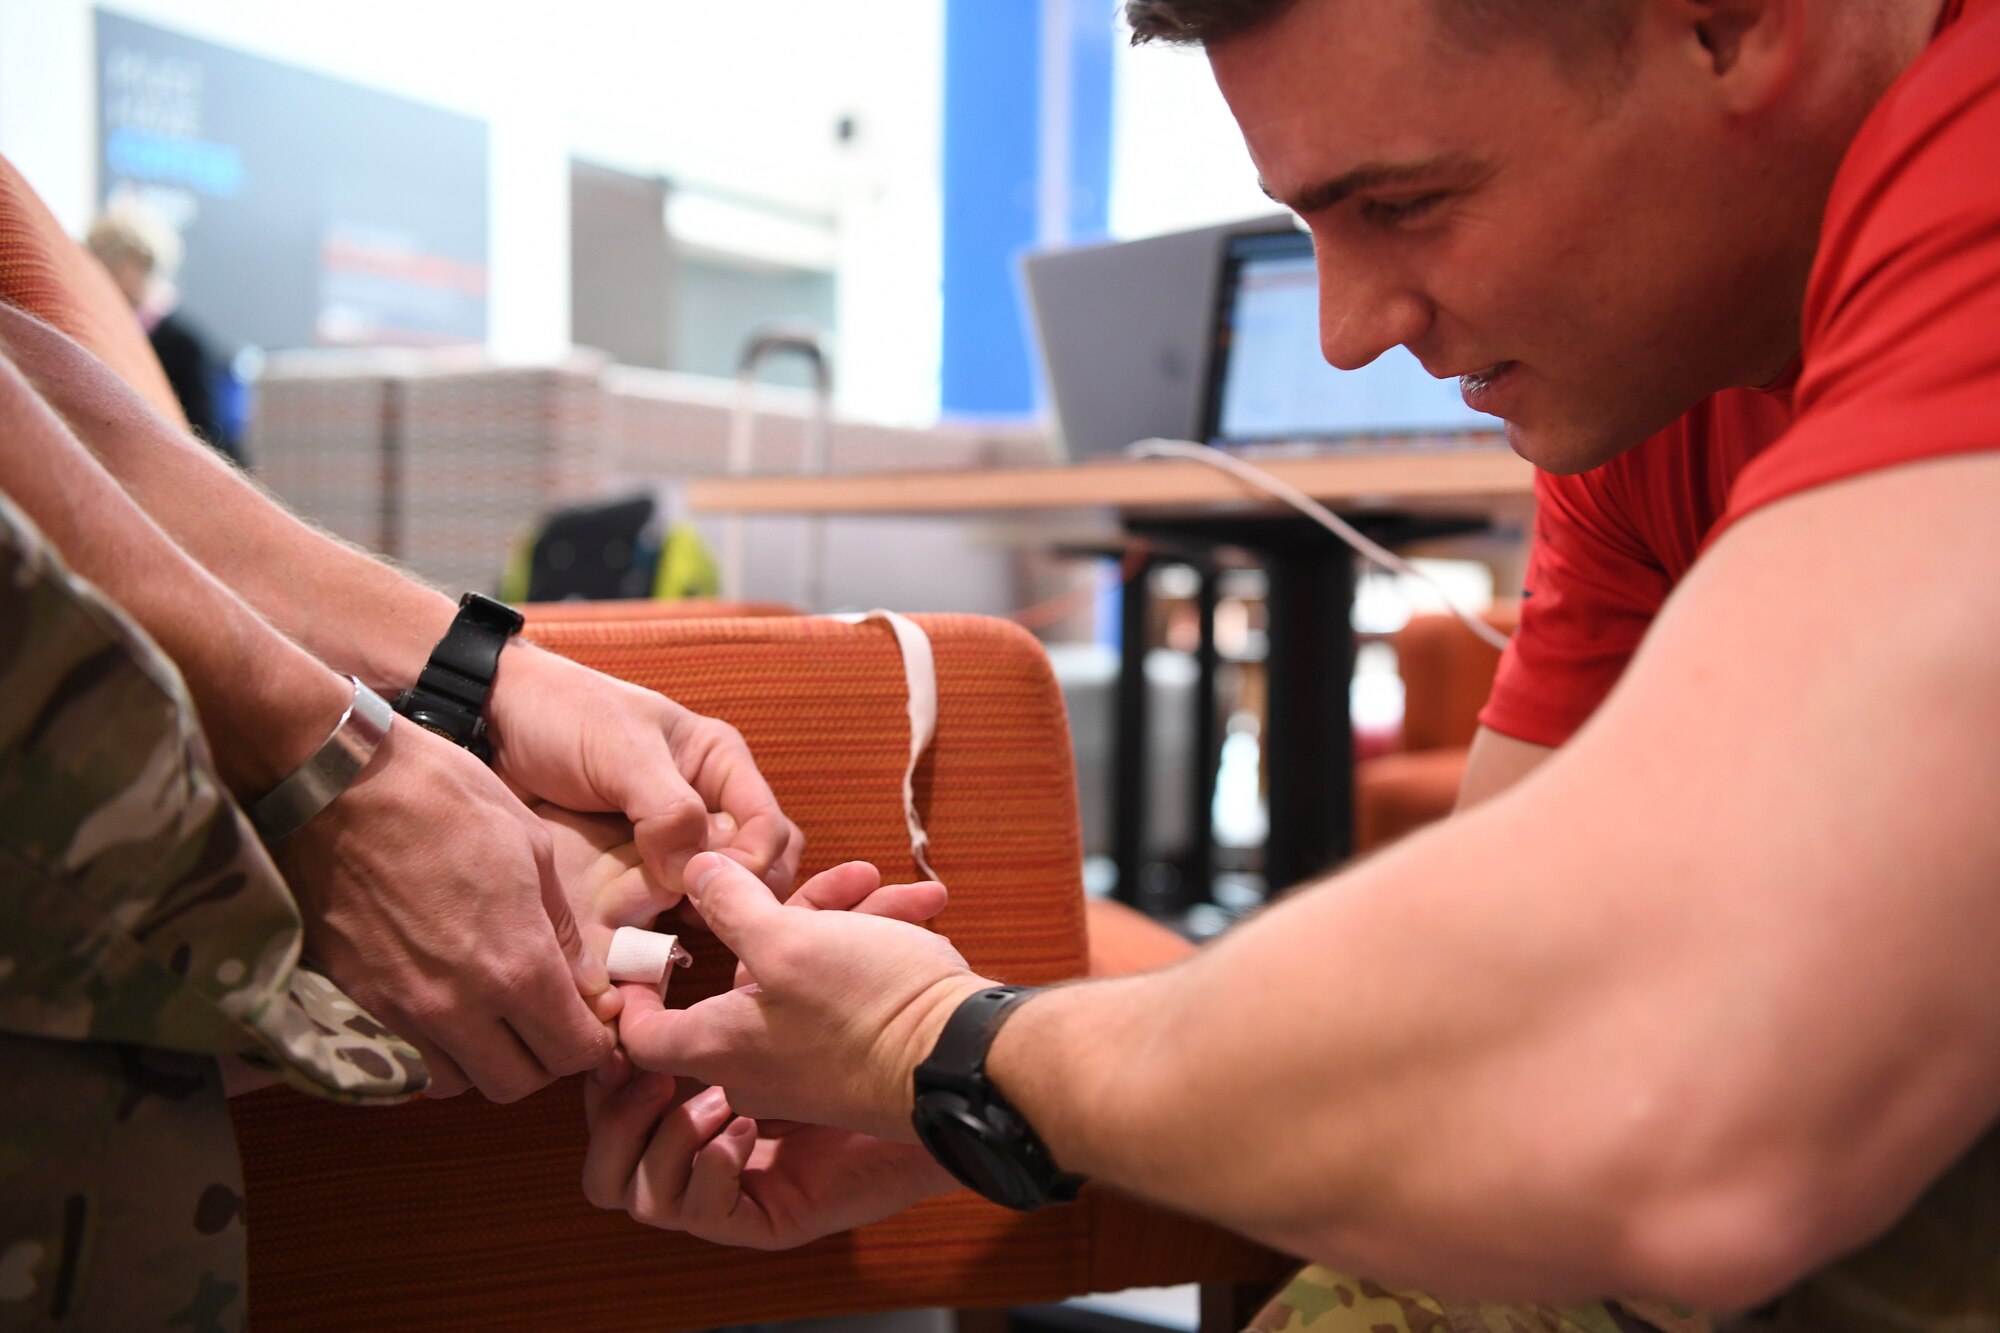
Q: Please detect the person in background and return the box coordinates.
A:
[85,198,241,464]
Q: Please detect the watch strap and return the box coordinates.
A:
[416,593,523,708]
[916,985,1038,1095]
[394,593,523,760]
[246,676,394,842]
[912,985,1085,1211]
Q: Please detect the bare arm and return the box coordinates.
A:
[0,325,349,796]
[1455,725,1555,812]
[643,453,2000,1307]
[0,303,803,891]
[988,455,2000,1303]
[0,301,453,688]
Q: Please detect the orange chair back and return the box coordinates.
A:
[232,613,1284,1330]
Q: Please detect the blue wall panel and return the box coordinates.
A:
[941,0,1114,417]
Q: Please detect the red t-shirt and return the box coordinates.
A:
[1480,0,2000,747]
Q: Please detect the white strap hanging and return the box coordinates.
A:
[826,609,939,881]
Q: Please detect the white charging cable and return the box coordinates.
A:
[1124,438,1513,652]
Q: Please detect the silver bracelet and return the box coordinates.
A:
[246,676,395,843]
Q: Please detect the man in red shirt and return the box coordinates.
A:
[586,2,2000,1328]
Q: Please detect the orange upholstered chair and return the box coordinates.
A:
[0,155,1286,1329]
[230,612,1290,1330]
[1353,605,1521,855]
[522,596,798,623]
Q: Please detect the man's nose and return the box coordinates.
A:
[1318,261,1432,372]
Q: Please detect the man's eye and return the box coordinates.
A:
[1357,194,1445,226]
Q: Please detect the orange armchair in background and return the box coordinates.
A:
[1353,605,1520,856]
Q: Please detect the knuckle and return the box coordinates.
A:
[485,950,544,1000]
[551,1029,614,1078]
[396,986,456,1031]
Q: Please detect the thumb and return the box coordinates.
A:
[594,726,711,889]
[684,851,789,976]
[535,829,611,1000]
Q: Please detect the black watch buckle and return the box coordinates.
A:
[392,592,524,763]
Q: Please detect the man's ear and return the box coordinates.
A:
[1674,0,1803,112]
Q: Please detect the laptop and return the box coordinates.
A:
[1021,215,1290,462]
[1200,226,1500,450]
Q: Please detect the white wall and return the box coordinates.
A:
[1107,27,1273,240]
[0,0,944,415]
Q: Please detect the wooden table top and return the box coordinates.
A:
[683,444,1535,519]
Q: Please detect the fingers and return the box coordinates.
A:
[850,881,949,925]
[671,716,802,892]
[615,980,684,1072]
[681,852,790,974]
[785,861,884,913]
[682,1116,759,1228]
[407,1037,471,1100]
[453,1020,553,1105]
[631,787,712,897]
[505,827,618,1081]
[618,983,762,1084]
[768,862,945,923]
[531,815,612,1000]
[727,863,943,985]
[583,1044,635,1126]
[580,1069,681,1209]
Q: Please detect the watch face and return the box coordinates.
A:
[914,1096,1037,1211]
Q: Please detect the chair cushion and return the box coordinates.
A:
[1355,747,1471,855]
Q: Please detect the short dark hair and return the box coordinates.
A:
[1124,0,1636,62]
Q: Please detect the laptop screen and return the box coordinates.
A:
[1204,229,1498,446]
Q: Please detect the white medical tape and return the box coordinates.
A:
[826,610,939,881]
[606,926,692,995]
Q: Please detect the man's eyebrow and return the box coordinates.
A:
[1259,154,1480,216]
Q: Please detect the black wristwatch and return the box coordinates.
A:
[392,592,524,763]
[911,985,1085,1212]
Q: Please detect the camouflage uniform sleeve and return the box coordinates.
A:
[0,492,425,1329]
[0,492,424,1103]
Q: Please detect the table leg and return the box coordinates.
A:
[1263,544,1357,891]
[1187,558,1220,906]
[1112,554,1152,906]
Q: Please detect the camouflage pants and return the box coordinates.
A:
[0,1037,245,1332]
[1247,1267,1711,1333]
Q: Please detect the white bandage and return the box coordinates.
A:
[606,926,693,995]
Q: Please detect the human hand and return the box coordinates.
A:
[584,859,956,1244]
[274,720,614,1101]
[618,854,985,1143]
[538,805,681,1021]
[581,1057,957,1248]
[485,643,804,898]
